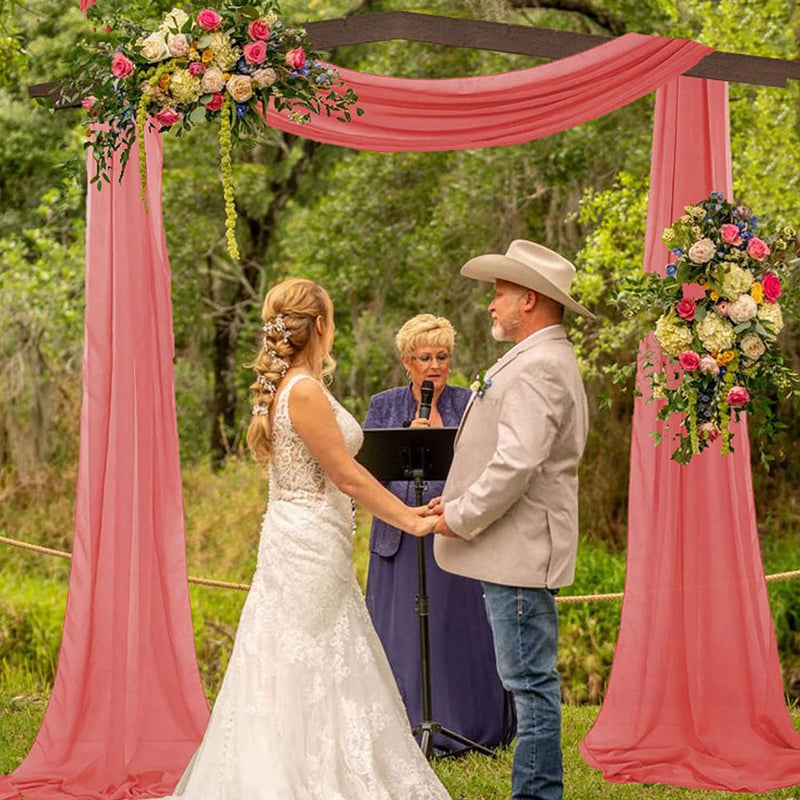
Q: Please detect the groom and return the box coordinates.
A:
[431,240,594,800]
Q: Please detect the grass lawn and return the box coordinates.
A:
[3,685,800,799]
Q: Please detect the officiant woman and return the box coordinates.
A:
[364,313,515,753]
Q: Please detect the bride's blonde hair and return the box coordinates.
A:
[246,278,336,466]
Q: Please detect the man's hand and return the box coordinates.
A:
[427,496,444,515]
[433,514,459,537]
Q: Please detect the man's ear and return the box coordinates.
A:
[521,289,538,312]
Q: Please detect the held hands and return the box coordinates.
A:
[410,504,440,537]
[406,496,458,538]
[408,417,431,428]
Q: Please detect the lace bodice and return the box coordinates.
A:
[269,374,364,505]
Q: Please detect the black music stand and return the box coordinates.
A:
[357,427,495,760]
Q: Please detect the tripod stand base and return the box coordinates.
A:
[412,720,496,759]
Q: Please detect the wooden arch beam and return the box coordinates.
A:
[302,12,800,88]
[29,10,800,106]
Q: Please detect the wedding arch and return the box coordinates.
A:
[4,9,800,800]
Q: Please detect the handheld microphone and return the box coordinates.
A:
[419,380,434,420]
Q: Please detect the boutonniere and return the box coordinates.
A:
[469,370,493,398]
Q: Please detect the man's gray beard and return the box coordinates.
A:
[491,323,508,342]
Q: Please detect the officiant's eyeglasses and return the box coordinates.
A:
[409,352,451,364]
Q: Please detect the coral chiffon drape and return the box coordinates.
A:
[0,129,210,800]
[579,76,800,792]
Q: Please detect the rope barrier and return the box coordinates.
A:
[1,534,799,602]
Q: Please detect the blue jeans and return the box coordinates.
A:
[482,582,562,800]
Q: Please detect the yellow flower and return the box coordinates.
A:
[469,381,480,393]
[716,350,735,366]
[751,283,764,303]
[202,48,214,64]
[158,73,171,90]
[710,291,719,301]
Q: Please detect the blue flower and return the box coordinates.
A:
[719,367,727,377]
[236,103,248,118]
[671,248,684,257]
[666,263,677,277]
[700,393,711,403]
[741,230,754,242]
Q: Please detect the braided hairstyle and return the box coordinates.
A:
[246,277,336,466]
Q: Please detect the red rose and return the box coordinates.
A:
[726,386,750,408]
[248,19,270,40]
[196,9,222,31]
[761,272,782,303]
[243,41,267,65]
[204,92,225,112]
[678,351,700,372]
[676,299,696,322]
[188,61,206,77]
[155,108,181,127]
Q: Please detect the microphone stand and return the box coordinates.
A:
[408,459,495,759]
[356,427,496,761]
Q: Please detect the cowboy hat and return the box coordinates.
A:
[461,239,596,320]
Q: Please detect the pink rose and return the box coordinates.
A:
[678,351,701,372]
[196,8,222,31]
[285,47,306,69]
[719,223,742,246]
[111,52,135,79]
[243,40,267,65]
[699,355,720,377]
[747,237,771,261]
[762,272,782,303]
[154,107,181,127]
[248,19,270,40]
[716,301,729,316]
[726,386,750,408]
[676,298,696,322]
[81,95,97,113]
[188,61,206,77]
[204,92,225,112]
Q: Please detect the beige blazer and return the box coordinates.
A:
[434,325,588,588]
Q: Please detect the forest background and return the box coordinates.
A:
[1,0,800,793]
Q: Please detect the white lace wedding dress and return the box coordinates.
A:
[156,374,450,800]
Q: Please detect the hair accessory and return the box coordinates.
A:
[257,374,278,395]
[252,404,270,417]
[262,313,291,346]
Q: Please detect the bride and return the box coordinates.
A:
[154,278,450,799]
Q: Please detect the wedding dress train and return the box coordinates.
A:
[152,374,450,799]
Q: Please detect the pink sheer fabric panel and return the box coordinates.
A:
[580,77,800,791]
[265,33,711,151]
[80,0,96,14]
[0,128,209,800]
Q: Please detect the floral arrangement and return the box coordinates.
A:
[470,370,493,398]
[628,193,799,465]
[69,2,360,259]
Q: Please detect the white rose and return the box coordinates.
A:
[167,33,190,58]
[201,66,225,93]
[740,333,766,361]
[252,67,278,88]
[140,32,170,62]
[727,294,758,324]
[226,74,254,103]
[162,8,190,32]
[757,302,784,340]
[688,237,716,264]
